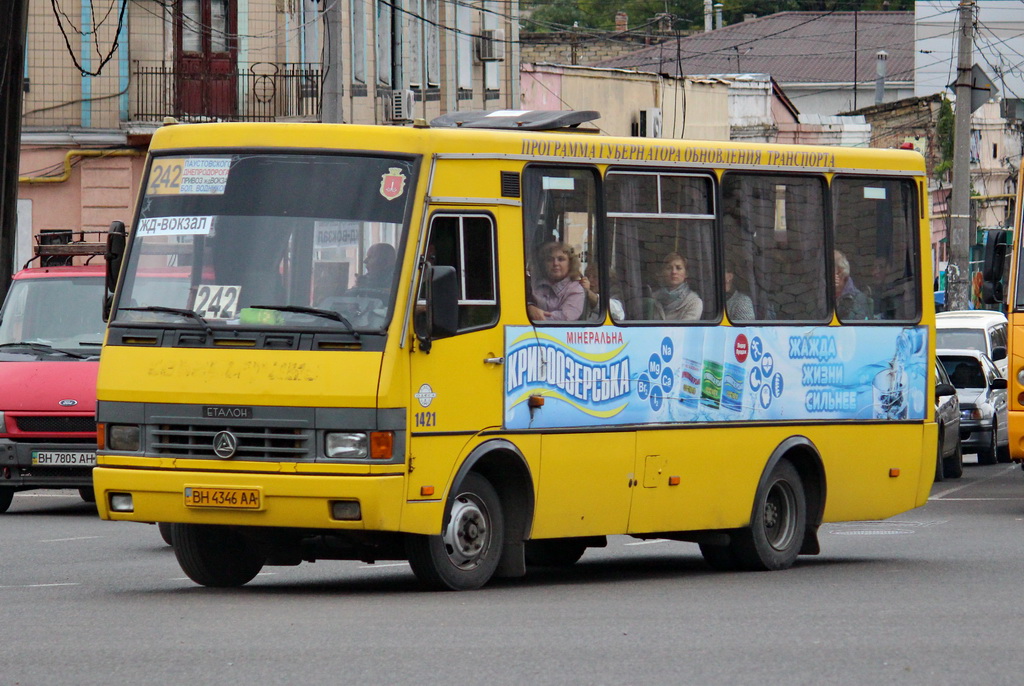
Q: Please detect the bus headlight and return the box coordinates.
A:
[1017,368,1024,386]
[325,432,368,458]
[108,425,141,451]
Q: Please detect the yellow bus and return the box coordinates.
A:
[94,112,936,589]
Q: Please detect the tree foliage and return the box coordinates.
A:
[524,0,915,33]
[934,96,955,177]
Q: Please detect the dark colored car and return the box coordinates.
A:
[937,348,1009,465]
[934,359,962,480]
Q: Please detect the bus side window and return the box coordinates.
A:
[522,166,599,324]
[721,174,828,322]
[832,177,920,322]
[423,214,498,332]
[607,171,717,322]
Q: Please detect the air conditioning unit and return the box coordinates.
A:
[633,108,662,138]
[476,29,505,62]
[387,89,415,122]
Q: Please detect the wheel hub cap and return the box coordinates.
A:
[443,495,489,569]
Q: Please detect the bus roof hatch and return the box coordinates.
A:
[429,109,600,131]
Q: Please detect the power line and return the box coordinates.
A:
[50,0,128,77]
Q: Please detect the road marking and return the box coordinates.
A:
[930,465,1017,500]
[358,562,408,569]
[39,536,102,543]
[830,530,913,535]
[0,583,80,589]
[625,538,667,546]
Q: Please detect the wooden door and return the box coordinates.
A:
[176,0,237,119]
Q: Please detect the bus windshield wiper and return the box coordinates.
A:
[121,306,214,335]
[0,342,89,359]
[248,305,360,339]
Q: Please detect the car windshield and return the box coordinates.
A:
[940,356,986,389]
[114,153,414,333]
[0,276,106,352]
[936,328,987,353]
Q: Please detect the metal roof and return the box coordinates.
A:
[594,12,915,85]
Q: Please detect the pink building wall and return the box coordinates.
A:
[17,146,147,266]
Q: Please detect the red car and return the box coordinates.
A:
[0,263,104,512]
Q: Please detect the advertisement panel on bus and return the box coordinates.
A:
[505,325,928,428]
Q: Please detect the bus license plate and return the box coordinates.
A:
[31,451,97,467]
[184,487,261,510]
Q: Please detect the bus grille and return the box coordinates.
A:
[16,416,97,433]
[151,425,312,460]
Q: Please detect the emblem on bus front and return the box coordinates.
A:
[212,431,238,459]
[380,168,406,201]
[415,383,437,408]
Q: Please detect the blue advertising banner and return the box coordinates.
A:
[504,325,928,429]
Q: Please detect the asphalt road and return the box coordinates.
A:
[4,456,1024,686]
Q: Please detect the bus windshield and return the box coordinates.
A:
[114,152,415,333]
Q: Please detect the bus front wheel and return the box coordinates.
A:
[172,524,266,587]
[406,472,504,591]
[732,459,807,571]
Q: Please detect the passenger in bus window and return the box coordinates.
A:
[357,243,397,290]
[654,252,703,320]
[581,263,625,323]
[527,241,585,321]
[834,249,871,321]
[724,259,755,322]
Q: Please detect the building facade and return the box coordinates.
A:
[17,0,520,263]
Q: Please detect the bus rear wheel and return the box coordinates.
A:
[172,524,266,587]
[731,459,807,571]
[406,472,504,591]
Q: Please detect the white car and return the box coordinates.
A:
[936,310,1008,378]
[937,348,1009,465]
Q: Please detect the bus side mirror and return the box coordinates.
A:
[104,220,126,322]
[415,265,459,353]
[981,229,1008,304]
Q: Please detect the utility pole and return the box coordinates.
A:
[946,0,974,312]
[1,0,30,299]
[322,0,344,123]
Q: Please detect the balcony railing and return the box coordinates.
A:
[133,61,322,123]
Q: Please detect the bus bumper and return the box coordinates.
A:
[93,466,407,531]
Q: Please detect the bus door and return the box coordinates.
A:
[519,165,635,538]
[407,211,504,499]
